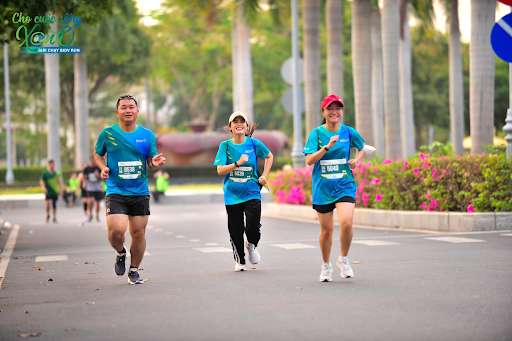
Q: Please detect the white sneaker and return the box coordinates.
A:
[245,240,260,264]
[319,263,333,282]
[336,256,354,278]
[234,262,246,272]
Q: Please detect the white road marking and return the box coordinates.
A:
[425,237,485,243]
[271,243,317,250]
[204,243,218,246]
[352,240,400,246]
[500,233,512,236]
[194,247,232,253]
[189,239,200,242]
[164,232,173,235]
[175,235,185,239]
[154,228,163,232]
[35,255,68,262]
[0,224,21,290]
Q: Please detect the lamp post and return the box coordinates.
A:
[290,0,304,168]
[4,42,14,184]
[505,8,512,161]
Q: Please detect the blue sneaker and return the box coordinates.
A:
[128,269,144,284]
[114,249,126,276]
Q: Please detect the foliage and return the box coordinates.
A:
[267,144,512,212]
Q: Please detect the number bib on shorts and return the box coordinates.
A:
[229,167,252,183]
[118,161,143,180]
[320,159,349,179]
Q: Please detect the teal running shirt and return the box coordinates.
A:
[214,137,270,205]
[95,124,158,196]
[303,125,365,205]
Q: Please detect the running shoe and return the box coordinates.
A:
[319,262,333,282]
[114,248,126,276]
[245,240,260,264]
[46,215,50,223]
[96,216,100,222]
[88,215,93,222]
[127,269,144,284]
[234,262,246,272]
[52,217,57,223]
[336,256,354,278]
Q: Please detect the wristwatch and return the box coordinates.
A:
[323,146,330,152]
[234,161,239,167]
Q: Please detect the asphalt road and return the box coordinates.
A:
[0,202,511,341]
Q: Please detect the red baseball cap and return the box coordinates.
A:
[321,94,344,109]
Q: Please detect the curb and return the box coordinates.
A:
[265,203,512,232]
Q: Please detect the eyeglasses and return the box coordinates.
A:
[116,94,138,108]
[325,107,343,111]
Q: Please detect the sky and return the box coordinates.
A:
[135,0,512,43]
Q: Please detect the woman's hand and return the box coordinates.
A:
[326,135,339,149]
[258,175,267,186]
[348,159,359,169]
[237,154,249,166]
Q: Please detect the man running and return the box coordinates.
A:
[40,160,63,223]
[84,155,104,222]
[94,94,166,285]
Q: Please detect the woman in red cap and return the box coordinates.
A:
[303,94,366,282]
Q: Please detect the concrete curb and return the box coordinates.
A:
[265,203,512,232]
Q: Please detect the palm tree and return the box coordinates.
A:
[469,0,495,155]
[44,15,61,171]
[371,6,386,157]
[303,0,321,134]
[74,53,89,169]
[352,0,373,145]
[399,0,415,157]
[382,0,402,158]
[448,0,464,154]
[326,0,344,124]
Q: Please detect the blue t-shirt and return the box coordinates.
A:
[95,124,158,196]
[303,125,365,205]
[214,137,270,205]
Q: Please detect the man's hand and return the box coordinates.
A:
[258,175,267,186]
[152,153,166,168]
[237,154,249,166]
[101,167,110,180]
[348,159,359,169]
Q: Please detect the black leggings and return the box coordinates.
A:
[225,199,261,265]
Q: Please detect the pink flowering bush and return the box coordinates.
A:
[267,146,512,213]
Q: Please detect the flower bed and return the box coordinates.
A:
[267,152,512,213]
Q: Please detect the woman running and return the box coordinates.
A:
[303,94,366,282]
[214,112,273,271]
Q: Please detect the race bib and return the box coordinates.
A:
[229,167,252,183]
[88,172,99,182]
[118,161,143,180]
[320,159,348,179]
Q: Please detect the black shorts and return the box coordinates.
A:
[45,194,58,202]
[313,196,356,213]
[106,194,150,216]
[81,189,88,199]
[87,191,104,201]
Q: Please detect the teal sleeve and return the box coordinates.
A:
[303,129,319,154]
[255,139,270,159]
[349,127,365,150]
[213,142,228,166]
[41,172,47,181]
[148,131,158,158]
[95,130,107,156]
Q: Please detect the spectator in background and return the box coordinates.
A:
[63,172,79,207]
[153,171,169,203]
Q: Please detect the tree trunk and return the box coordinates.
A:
[371,7,386,157]
[382,0,402,159]
[232,2,254,122]
[303,0,322,134]
[470,0,495,155]
[399,0,415,157]
[352,0,373,145]
[326,0,344,124]
[74,53,89,169]
[44,14,61,171]
[449,0,464,154]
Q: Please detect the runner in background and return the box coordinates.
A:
[84,155,103,222]
[63,172,79,207]
[304,94,366,282]
[40,160,63,223]
[153,171,169,203]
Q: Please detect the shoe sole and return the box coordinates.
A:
[319,277,333,282]
[245,241,260,265]
[336,262,354,278]
[128,279,144,284]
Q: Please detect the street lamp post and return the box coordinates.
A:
[290,0,305,168]
[4,42,14,184]
[505,8,512,161]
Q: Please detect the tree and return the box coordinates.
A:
[382,0,402,158]
[469,0,495,155]
[326,0,344,124]
[302,0,321,134]
[371,6,386,156]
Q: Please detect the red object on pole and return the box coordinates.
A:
[498,0,512,7]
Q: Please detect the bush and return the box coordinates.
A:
[267,151,512,213]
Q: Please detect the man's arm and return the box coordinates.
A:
[58,175,64,197]
[94,151,110,180]
[147,153,166,170]
[40,179,47,194]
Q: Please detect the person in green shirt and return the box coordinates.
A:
[40,160,63,223]
[153,171,169,203]
[63,172,79,207]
